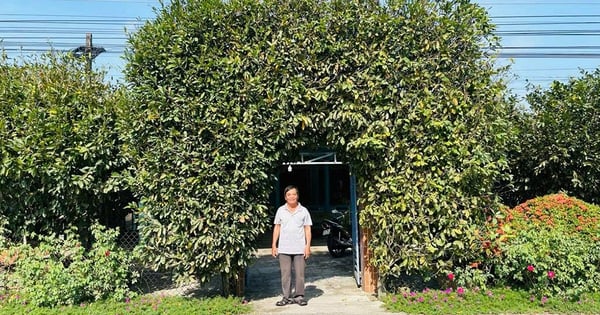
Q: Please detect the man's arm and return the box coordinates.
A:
[272,224,281,257]
[304,225,311,259]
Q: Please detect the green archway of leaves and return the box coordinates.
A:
[121,0,512,287]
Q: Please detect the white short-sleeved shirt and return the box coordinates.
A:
[274,203,312,255]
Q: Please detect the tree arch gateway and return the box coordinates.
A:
[121,0,511,293]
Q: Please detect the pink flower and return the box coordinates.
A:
[527,265,535,272]
[456,287,465,295]
[447,273,455,281]
[547,270,555,279]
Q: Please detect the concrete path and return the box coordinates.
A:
[245,246,393,315]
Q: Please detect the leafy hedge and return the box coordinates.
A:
[123,0,511,287]
[0,52,130,242]
[505,69,600,205]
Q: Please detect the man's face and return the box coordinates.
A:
[285,188,299,204]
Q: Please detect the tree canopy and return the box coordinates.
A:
[506,70,600,205]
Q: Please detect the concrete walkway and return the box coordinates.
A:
[245,246,393,315]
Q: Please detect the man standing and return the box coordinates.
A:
[272,185,312,306]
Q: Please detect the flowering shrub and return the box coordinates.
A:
[5,223,137,307]
[484,194,600,298]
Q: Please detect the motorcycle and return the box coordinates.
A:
[321,209,353,258]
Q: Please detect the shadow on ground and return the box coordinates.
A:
[244,247,354,301]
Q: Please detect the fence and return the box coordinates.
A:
[118,230,224,297]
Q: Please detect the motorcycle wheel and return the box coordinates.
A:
[327,235,346,258]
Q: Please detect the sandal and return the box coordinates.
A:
[295,296,308,306]
[275,298,293,306]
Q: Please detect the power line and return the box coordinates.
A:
[1,11,599,90]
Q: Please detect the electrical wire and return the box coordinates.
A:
[1,6,599,90]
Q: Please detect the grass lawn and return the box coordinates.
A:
[0,294,251,315]
[383,287,600,314]
[3,286,600,314]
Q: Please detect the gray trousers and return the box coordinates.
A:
[278,254,305,298]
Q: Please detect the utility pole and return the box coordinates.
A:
[85,33,93,72]
[71,33,106,73]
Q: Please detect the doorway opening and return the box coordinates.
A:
[269,151,362,287]
[275,163,350,235]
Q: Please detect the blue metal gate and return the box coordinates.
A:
[350,173,361,287]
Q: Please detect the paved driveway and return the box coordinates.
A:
[245,246,393,315]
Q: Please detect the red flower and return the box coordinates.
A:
[105,250,110,257]
[547,271,555,280]
[527,265,534,272]
[447,273,454,281]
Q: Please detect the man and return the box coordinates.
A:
[272,185,312,306]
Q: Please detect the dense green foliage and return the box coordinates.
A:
[484,194,600,298]
[350,0,510,280]
[0,294,249,315]
[505,70,600,205]
[0,53,131,242]
[122,0,511,286]
[3,224,136,307]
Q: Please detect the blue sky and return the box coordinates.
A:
[1,0,160,82]
[2,0,600,101]
[478,0,600,99]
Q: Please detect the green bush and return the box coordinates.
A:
[494,229,600,298]
[0,52,131,243]
[485,194,600,298]
[450,264,493,290]
[6,223,137,307]
[505,69,600,206]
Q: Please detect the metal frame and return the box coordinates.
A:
[283,151,343,166]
